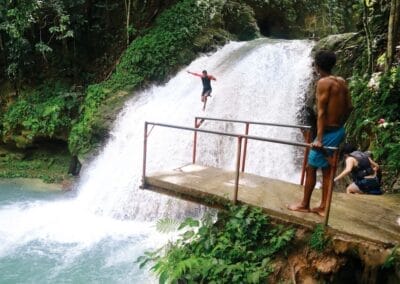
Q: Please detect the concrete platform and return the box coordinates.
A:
[145,164,400,246]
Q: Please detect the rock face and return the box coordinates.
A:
[268,229,399,284]
[299,32,365,140]
[313,33,364,79]
[222,2,260,41]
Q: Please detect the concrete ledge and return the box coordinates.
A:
[145,164,400,247]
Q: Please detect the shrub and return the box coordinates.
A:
[138,205,295,283]
[309,224,330,252]
[2,82,81,147]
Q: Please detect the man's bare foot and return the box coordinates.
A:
[311,207,325,217]
[287,204,310,213]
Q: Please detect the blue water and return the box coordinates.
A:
[0,182,159,283]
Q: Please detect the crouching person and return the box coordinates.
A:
[334,143,382,195]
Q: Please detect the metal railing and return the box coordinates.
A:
[142,120,339,227]
[192,117,313,185]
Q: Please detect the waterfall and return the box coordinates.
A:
[76,38,314,219]
[0,38,314,283]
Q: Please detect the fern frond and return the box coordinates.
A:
[156,218,180,233]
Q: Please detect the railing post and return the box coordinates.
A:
[323,149,340,227]
[141,122,148,189]
[300,129,312,185]
[192,117,199,164]
[233,136,243,204]
[241,123,250,172]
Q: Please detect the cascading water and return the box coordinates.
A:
[0,38,314,283]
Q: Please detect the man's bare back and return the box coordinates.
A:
[315,75,352,144]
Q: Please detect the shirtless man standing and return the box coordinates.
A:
[288,50,353,216]
[187,70,216,111]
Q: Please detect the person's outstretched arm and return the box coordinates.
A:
[334,157,355,182]
[187,71,202,77]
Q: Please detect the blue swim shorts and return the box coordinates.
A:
[308,127,345,169]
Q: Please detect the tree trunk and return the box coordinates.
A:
[0,33,4,63]
[362,0,374,75]
[385,0,400,71]
[105,0,111,33]
[85,0,93,60]
[124,0,132,46]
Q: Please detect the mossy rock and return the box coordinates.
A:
[222,1,260,41]
[313,33,364,78]
[0,143,71,183]
[13,135,32,149]
[192,28,232,53]
[90,90,131,145]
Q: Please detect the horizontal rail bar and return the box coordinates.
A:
[146,121,337,150]
[195,116,312,130]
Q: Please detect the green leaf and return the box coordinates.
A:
[159,270,169,284]
[182,230,195,241]
[178,217,200,230]
[35,42,53,53]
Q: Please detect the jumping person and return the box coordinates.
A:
[187,70,216,111]
[288,50,353,217]
[334,143,382,195]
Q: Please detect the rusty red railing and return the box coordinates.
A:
[192,117,313,185]
[141,120,338,227]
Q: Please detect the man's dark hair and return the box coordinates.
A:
[202,70,207,74]
[314,50,336,73]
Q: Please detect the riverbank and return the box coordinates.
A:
[0,177,74,192]
[0,143,73,186]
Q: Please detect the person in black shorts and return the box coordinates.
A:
[187,70,216,111]
[334,143,382,195]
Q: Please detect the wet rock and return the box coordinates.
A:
[313,33,363,79]
[266,228,399,283]
[392,174,400,192]
[314,256,341,274]
[222,2,259,41]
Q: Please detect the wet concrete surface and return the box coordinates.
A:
[146,164,400,246]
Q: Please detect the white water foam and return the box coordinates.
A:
[72,38,314,219]
[0,39,314,281]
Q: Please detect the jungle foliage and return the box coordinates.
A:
[138,205,295,283]
[1,82,82,148]
[0,0,177,154]
[0,0,399,186]
[0,0,127,153]
[68,0,224,154]
[0,0,174,87]
[347,67,400,191]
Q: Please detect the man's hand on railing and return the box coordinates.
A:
[311,140,323,149]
